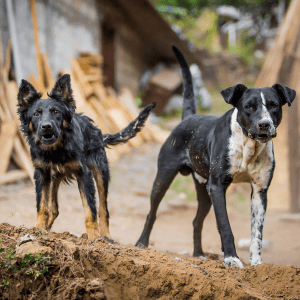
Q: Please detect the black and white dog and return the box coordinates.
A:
[136,46,296,268]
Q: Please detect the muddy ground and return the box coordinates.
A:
[0,124,300,298]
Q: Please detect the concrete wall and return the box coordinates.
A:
[0,0,101,83]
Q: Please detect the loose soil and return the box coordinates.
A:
[0,223,300,300]
[1,134,300,299]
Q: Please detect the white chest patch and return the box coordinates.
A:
[228,109,274,186]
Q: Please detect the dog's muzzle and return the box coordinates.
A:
[248,127,277,143]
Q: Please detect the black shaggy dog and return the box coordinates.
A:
[17,74,155,239]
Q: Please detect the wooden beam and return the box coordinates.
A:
[0,170,28,185]
[0,120,18,174]
[4,39,12,77]
[30,0,44,88]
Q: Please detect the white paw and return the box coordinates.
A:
[197,255,206,260]
[249,257,262,266]
[224,256,244,268]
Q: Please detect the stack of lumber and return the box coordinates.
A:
[0,38,34,186]
[255,0,300,212]
[0,47,168,186]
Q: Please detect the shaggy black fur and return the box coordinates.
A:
[17,74,155,238]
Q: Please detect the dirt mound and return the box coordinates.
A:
[0,223,299,300]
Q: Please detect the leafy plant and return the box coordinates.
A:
[0,279,9,287]
[0,238,51,282]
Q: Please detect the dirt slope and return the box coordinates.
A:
[0,223,299,300]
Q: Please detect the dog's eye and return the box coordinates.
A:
[271,103,278,108]
[245,105,252,110]
[54,110,60,115]
[33,112,40,117]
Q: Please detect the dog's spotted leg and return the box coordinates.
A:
[35,169,50,230]
[47,175,63,229]
[249,183,267,266]
[77,171,100,239]
[93,169,110,238]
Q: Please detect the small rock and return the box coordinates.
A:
[19,234,36,245]
[90,278,103,287]
[15,242,53,257]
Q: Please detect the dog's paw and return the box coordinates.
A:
[224,256,244,268]
[249,257,262,266]
[135,242,147,249]
[196,255,206,260]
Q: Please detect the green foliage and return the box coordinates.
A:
[161,108,182,120]
[152,0,290,18]
[0,279,9,287]
[185,8,221,53]
[134,92,143,108]
[0,238,51,286]
[228,33,257,64]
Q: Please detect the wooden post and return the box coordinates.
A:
[30,0,44,87]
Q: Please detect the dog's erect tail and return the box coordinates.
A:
[172,45,196,120]
[103,102,156,147]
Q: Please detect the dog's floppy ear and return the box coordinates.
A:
[272,84,296,107]
[17,80,41,109]
[49,74,76,111]
[221,84,247,107]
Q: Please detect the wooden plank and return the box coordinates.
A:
[41,52,55,90]
[4,39,12,76]
[71,58,94,98]
[0,169,28,185]
[6,80,31,155]
[13,138,34,183]
[0,120,18,174]
[28,74,46,95]
[30,0,44,88]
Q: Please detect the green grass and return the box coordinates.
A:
[169,174,197,202]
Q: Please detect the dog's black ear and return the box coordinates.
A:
[49,74,76,111]
[17,80,41,109]
[272,84,296,107]
[221,84,247,107]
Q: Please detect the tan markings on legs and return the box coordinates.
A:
[78,182,100,239]
[47,176,63,229]
[36,182,50,230]
[93,168,110,238]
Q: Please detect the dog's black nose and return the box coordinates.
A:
[42,123,52,130]
[258,121,270,130]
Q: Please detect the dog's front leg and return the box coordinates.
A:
[35,168,51,230]
[249,184,267,266]
[77,170,100,239]
[207,178,243,268]
[47,175,63,230]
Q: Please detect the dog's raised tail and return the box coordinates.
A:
[103,102,156,147]
[172,45,196,120]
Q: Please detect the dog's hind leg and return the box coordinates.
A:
[47,175,63,230]
[92,167,110,238]
[192,173,212,258]
[35,169,51,230]
[77,169,100,239]
[135,163,179,248]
